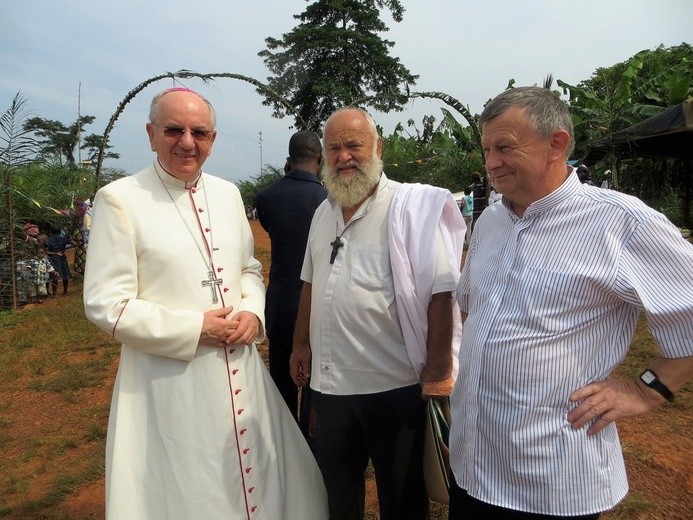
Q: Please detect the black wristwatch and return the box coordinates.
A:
[639,369,675,403]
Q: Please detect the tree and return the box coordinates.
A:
[1,93,43,309]
[81,133,119,164]
[22,115,119,167]
[382,111,483,193]
[236,165,284,208]
[559,44,693,190]
[258,0,418,131]
[0,93,39,172]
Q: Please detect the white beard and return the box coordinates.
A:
[322,154,383,208]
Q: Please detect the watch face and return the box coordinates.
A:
[641,370,656,384]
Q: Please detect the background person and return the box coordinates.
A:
[460,187,473,246]
[576,164,595,185]
[255,130,327,444]
[448,86,693,519]
[601,169,613,189]
[45,224,73,296]
[470,171,488,230]
[27,247,56,303]
[22,222,40,246]
[83,87,327,520]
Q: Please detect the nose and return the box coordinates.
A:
[484,150,502,172]
[178,131,196,148]
[336,149,353,164]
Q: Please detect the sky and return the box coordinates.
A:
[1,0,691,185]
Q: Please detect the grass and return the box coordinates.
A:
[0,275,120,518]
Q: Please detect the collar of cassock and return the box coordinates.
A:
[154,159,201,190]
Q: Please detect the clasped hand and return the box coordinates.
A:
[200,307,259,347]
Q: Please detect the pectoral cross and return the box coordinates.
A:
[330,236,344,264]
[201,271,223,303]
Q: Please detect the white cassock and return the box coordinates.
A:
[84,164,328,520]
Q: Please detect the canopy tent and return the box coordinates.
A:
[585,98,693,161]
[584,98,692,227]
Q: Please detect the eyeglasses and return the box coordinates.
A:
[154,124,214,142]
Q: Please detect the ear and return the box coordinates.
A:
[548,129,570,162]
[206,131,217,156]
[376,136,384,158]
[146,123,156,151]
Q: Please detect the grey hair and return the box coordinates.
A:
[324,106,380,140]
[149,88,217,129]
[480,87,574,158]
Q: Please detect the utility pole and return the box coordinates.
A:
[258,131,263,174]
[77,81,82,165]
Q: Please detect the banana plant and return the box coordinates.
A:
[559,48,692,189]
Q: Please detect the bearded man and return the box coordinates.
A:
[290,106,466,520]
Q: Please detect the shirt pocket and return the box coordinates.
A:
[351,243,390,291]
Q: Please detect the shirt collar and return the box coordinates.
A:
[285,168,323,185]
[518,167,581,219]
[153,160,201,190]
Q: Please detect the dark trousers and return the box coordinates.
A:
[314,385,429,520]
[449,482,600,520]
[267,331,298,418]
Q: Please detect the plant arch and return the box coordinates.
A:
[94,70,303,185]
[352,88,483,156]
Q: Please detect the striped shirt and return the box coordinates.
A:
[450,172,693,515]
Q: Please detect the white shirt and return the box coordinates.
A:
[302,174,416,394]
[450,172,693,515]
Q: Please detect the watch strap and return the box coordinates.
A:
[639,369,675,403]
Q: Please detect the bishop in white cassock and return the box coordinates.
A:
[83,88,327,520]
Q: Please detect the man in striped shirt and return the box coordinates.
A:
[449,86,693,519]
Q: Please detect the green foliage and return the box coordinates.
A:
[382,113,483,193]
[0,93,39,171]
[99,166,128,188]
[22,115,118,167]
[408,91,482,155]
[6,162,86,227]
[236,165,283,208]
[236,111,484,200]
[559,43,693,191]
[258,0,418,131]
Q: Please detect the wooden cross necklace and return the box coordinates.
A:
[154,161,223,303]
